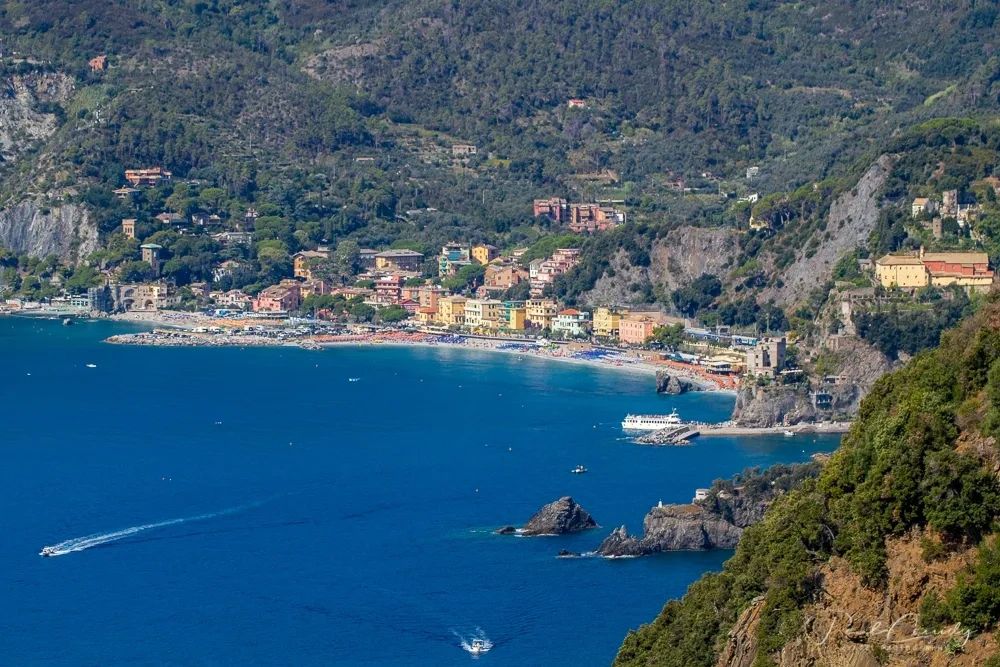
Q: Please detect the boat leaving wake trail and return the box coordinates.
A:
[40,501,266,557]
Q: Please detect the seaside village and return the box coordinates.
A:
[3,168,999,391]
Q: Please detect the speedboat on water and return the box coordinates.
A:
[571,465,588,474]
[468,639,490,656]
[39,546,57,557]
[783,429,795,437]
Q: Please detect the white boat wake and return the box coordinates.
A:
[40,501,264,557]
[454,628,493,657]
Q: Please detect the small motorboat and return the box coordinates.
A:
[783,430,795,437]
[39,546,57,557]
[468,638,490,656]
[348,377,361,382]
[571,465,588,474]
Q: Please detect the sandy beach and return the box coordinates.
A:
[104,310,733,391]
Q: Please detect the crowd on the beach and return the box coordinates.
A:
[103,322,730,388]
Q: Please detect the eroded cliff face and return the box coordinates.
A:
[582,226,740,307]
[732,384,818,427]
[0,201,97,262]
[770,532,997,667]
[0,71,73,162]
[759,155,893,307]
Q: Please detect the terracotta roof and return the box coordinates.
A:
[921,252,989,264]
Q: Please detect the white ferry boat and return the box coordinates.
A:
[621,409,686,431]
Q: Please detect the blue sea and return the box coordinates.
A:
[0,317,839,665]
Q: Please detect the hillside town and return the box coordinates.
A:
[3,171,1000,407]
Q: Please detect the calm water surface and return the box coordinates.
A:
[0,317,839,665]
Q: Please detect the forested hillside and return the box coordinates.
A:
[615,298,1000,666]
[1,3,1000,306]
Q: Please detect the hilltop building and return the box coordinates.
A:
[529,248,581,296]
[874,249,994,291]
[374,249,424,272]
[125,167,172,188]
[293,250,330,280]
[471,244,499,265]
[438,243,472,276]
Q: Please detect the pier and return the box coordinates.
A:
[694,422,852,438]
[631,421,851,446]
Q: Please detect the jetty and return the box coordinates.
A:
[632,421,851,445]
[695,422,852,437]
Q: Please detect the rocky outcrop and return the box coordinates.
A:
[731,384,817,427]
[716,596,765,667]
[655,370,699,394]
[597,463,819,557]
[582,226,740,307]
[597,504,743,556]
[0,72,73,162]
[498,496,597,536]
[0,200,97,262]
[759,155,894,307]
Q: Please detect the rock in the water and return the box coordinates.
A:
[557,549,579,558]
[520,496,597,536]
[655,370,698,395]
[596,525,646,557]
[496,525,516,535]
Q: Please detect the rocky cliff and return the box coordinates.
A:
[731,384,817,427]
[759,155,893,307]
[596,463,820,557]
[597,504,744,556]
[0,200,97,262]
[0,71,73,162]
[583,226,740,307]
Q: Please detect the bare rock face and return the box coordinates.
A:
[581,226,739,307]
[517,496,598,536]
[596,504,743,556]
[759,154,894,307]
[655,370,699,394]
[731,384,817,427]
[0,72,74,161]
[716,596,765,667]
[0,200,97,262]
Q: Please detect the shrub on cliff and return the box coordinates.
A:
[615,300,1000,667]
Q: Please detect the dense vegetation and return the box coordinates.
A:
[2,1,1000,293]
[615,299,1000,666]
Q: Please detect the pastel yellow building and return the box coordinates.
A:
[437,296,468,326]
[507,306,526,330]
[471,244,499,265]
[874,254,928,288]
[525,298,558,329]
[464,299,502,329]
[593,307,624,338]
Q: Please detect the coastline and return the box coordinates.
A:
[100,310,729,392]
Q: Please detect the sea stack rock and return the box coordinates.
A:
[520,496,598,536]
[596,526,646,557]
[655,370,697,395]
